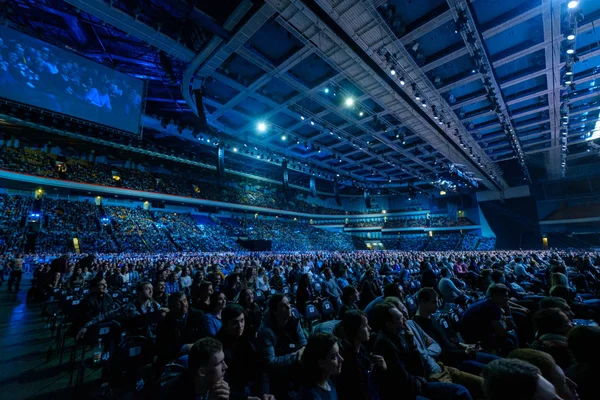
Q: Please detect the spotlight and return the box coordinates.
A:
[345,97,355,107]
[399,77,405,85]
[324,88,330,94]
[415,93,421,101]
[281,135,287,141]
[390,68,396,76]
[301,116,305,120]
[565,68,573,76]
[359,111,364,117]
[257,121,267,132]
[567,1,578,9]
[567,33,576,41]
[421,100,427,107]
[310,120,315,126]
[233,147,238,152]
[329,131,334,135]
[565,79,572,85]
[567,48,575,54]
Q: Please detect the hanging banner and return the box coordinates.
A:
[282,160,289,192]
[217,144,225,179]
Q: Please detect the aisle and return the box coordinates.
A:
[0,278,101,400]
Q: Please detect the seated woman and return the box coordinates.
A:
[204,290,227,337]
[299,332,343,400]
[237,288,262,339]
[337,310,386,400]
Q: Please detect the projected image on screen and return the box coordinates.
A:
[0,25,144,134]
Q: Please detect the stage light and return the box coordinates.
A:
[390,69,396,76]
[281,135,287,141]
[359,111,364,117]
[345,97,355,107]
[565,79,572,85]
[566,48,575,54]
[415,93,421,101]
[568,1,579,9]
[301,116,305,120]
[257,121,267,132]
[233,147,238,152]
[567,33,576,40]
[310,120,315,126]
[565,69,573,76]
[324,88,329,94]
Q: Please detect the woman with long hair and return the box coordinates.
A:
[204,291,227,337]
[337,310,386,400]
[237,288,262,338]
[191,280,214,313]
[299,332,343,400]
[296,273,314,311]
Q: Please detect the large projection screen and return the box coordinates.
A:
[0,25,144,134]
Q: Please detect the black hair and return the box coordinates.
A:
[341,310,367,340]
[383,283,402,299]
[371,302,396,332]
[222,303,245,325]
[533,308,568,336]
[301,332,339,384]
[482,358,541,400]
[416,287,438,305]
[188,337,223,372]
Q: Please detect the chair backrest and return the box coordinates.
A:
[282,286,290,296]
[321,300,335,318]
[290,306,300,320]
[305,304,319,321]
[254,289,265,304]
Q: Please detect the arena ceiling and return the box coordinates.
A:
[3,0,600,192]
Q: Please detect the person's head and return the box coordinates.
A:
[539,297,574,320]
[324,268,333,280]
[341,285,359,307]
[299,274,310,288]
[551,273,569,289]
[239,288,254,308]
[416,287,438,315]
[168,292,189,317]
[549,285,571,304]
[483,358,559,400]
[508,349,578,400]
[199,281,214,300]
[221,304,245,338]
[137,281,153,301]
[268,294,291,325]
[156,280,166,294]
[487,283,509,307]
[74,267,82,276]
[91,276,107,295]
[372,302,405,335]
[342,310,370,344]
[301,333,343,383]
[490,270,506,284]
[440,268,451,278]
[209,291,227,313]
[567,325,600,363]
[534,308,573,337]
[188,338,227,387]
[383,283,403,299]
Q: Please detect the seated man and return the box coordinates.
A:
[413,288,499,371]
[216,304,274,400]
[76,276,118,340]
[371,302,471,400]
[459,283,517,356]
[156,292,206,368]
[161,337,230,399]
[566,326,600,400]
[256,294,307,400]
[531,308,575,370]
[483,358,562,400]
[438,268,467,305]
[508,349,578,400]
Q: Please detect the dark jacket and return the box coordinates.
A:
[156,309,206,367]
[337,341,381,400]
[216,330,264,400]
[372,330,427,400]
[79,292,116,328]
[256,313,307,372]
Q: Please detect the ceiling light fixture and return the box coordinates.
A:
[567,48,575,55]
[567,33,576,40]
[399,77,405,85]
[345,97,355,107]
[390,68,396,76]
[257,121,267,132]
[567,1,579,9]
[281,135,287,141]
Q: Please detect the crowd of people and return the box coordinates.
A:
[4,248,599,400]
[0,146,357,215]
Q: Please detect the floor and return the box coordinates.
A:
[0,276,102,400]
